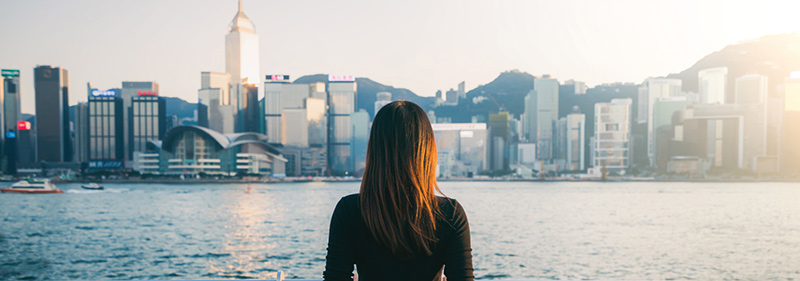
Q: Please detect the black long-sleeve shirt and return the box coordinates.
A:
[324,194,474,281]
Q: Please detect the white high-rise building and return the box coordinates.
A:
[226,0,260,131]
[264,79,312,144]
[198,72,234,134]
[699,67,728,104]
[638,78,681,166]
[374,92,392,118]
[594,98,632,174]
[535,75,559,161]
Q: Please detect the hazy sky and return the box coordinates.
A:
[0,0,797,114]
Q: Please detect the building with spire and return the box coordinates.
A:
[226,0,260,133]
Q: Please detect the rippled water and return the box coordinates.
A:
[1,181,799,280]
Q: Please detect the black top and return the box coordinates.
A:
[324,194,474,281]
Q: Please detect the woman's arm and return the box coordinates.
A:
[443,200,474,281]
[323,198,356,281]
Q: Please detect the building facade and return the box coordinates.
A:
[327,77,357,174]
[431,123,488,178]
[698,67,728,104]
[34,65,71,162]
[87,86,124,164]
[226,0,260,132]
[535,76,559,161]
[129,93,166,161]
[594,98,632,174]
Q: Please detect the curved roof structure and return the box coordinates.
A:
[228,0,255,34]
[162,126,282,157]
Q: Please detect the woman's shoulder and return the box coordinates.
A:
[436,196,467,218]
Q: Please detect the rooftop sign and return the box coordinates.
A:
[137,91,158,96]
[91,89,116,97]
[266,75,290,81]
[328,74,355,82]
[431,123,487,131]
[1,69,20,77]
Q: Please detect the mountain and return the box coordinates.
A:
[293,74,435,118]
[163,96,197,120]
[667,33,800,99]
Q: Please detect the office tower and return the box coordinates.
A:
[2,69,21,136]
[72,102,89,163]
[129,92,165,160]
[444,88,458,106]
[523,89,536,141]
[735,74,770,170]
[198,72,233,133]
[698,67,728,104]
[517,143,536,165]
[489,112,510,170]
[240,83,260,133]
[374,92,392,119]
[535,75,559,161]
[351,109,370,174]
[88,85,124,162]
[34,65,71,162]
[282,108,308,147]
[594,98,632,174]
[652,97,688,170]
[226,0,260,130]
[565,110,586,171]
[328,76,357,174]
[307,97,326,147]
[435,90,442,99]
[458,81,466,98]
[563,80,587,95]
[431,123,488,177]
[264,77,311,144]
[638,78,681,166]
[782,72,800,174]
[122,81,159,164]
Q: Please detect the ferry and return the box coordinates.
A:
[81,183,104,190]
[0,178,63,194]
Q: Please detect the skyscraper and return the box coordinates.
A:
[264,77,311,144]
[445,88,458,105]
[328,75,357,174]
[350,109,370,174]
[535,75,559,161]
[34,65,71,162]
[565,109,586,171]
[2,69,21,137]
[698,67,728,104]
[197,72,233,133]
[88,85,124,163]
[735,74,770,170]
[489,112,510,170]
[374,92,392,119]
[129,91,165,161]
[594,98,632,174]
[639,78,682,166]
[458,81,466,99]
[226,0,260,130]
[782,72,800,174]
[72,102,89,163]
[122,81,159,164]
[240,83,261,133]
[523,89,536,141]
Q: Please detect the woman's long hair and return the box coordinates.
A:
[359,100,441,260]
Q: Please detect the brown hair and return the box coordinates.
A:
[359,100,441,260]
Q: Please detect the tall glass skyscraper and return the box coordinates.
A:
[535,75,558,161]
[328,77,357,174]
[198,72,234,133]
[226,0,260,131]
[34,65,71,162]
[129,93,165,161]
[87,85,124,162]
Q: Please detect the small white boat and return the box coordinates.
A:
[81,183,104,190]
[1,178,63,194]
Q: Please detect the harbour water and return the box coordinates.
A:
[1,181,799,280]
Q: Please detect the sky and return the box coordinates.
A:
[0,0,798,114]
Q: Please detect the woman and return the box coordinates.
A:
[324,101,474,281]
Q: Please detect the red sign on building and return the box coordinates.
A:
[137,90,158,96]
[17,121,31,131]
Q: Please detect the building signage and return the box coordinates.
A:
[5,131,15,139]
[328,74,355,82]
[430,123,487,131]
[17,121,31,131]
[266,75,290,81]
[87,160,124,169]
[91,89,116,97]
[137,90,158,96]
[1,69,20,77]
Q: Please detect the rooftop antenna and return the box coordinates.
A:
[238,0,242,12]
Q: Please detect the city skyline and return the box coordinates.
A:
[1,0,798,114]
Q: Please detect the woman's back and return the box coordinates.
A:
[324,194,473,281]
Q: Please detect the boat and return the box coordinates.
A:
[81,183,104,190]
[1,178,63,194]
